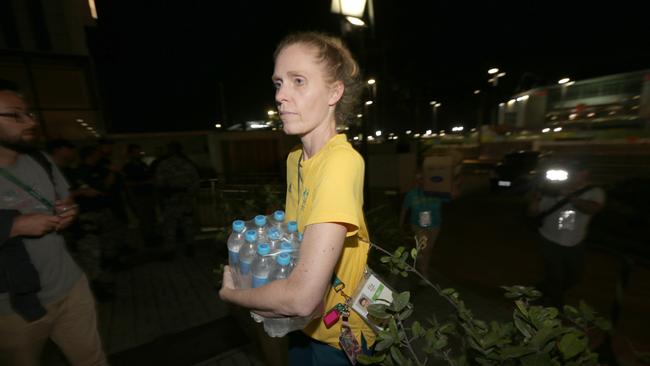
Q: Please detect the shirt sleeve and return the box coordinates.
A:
[304,149,364,235]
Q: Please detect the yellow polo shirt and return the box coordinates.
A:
[285,134,375,349]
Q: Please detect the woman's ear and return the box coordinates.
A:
[328,81,344,106]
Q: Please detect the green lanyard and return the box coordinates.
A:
[296,151,304,227]
[0,168,55,210]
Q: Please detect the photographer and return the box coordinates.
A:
[528,160,605,308]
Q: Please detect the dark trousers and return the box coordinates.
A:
[289,331,350,366]
[538,235,585,308]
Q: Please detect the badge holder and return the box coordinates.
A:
[349,266,408,332]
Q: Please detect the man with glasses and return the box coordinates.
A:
[0,80,107,365]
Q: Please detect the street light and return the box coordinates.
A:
[487,68,506,125]
[267,110,277,116]
[346,16,365,26]
[331,0,369,27]
[429,101,441,132]
[488,72,506,86]
[366,78,377,100]
[558,77,571,85]
[365,100,374,106]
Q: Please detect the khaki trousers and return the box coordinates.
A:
[0,275,107,366]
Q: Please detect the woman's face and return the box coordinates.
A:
[272,43,342,136]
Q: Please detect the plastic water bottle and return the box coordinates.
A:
[227,220,246,268]
[227,220,247,287]
[238,230,258,289]
[276,241,293,268]
[270,252,292,280]
[263,253,293,336]
[285,221,299,248]
[251,243,274,324]
[271,210,285,231]
[254,215,268,242]
[267,228,282,253]
[252,243,274,288]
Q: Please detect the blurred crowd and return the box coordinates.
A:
[47,139,201,302]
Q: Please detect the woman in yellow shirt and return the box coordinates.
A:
[219,32,373,364]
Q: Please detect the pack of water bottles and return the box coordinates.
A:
[226,210,313,337]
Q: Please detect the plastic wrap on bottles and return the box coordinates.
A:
[226,212,315,336]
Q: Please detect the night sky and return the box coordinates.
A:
[91,0,649,133]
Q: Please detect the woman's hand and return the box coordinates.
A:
[219,265,236,301]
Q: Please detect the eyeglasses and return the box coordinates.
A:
[0,111,38,123]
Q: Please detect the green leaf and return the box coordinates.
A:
[515,300,529,317]
[357,353,386,365]
[473,319,487,332]
[578,300,595,321]
[388,318,399,338]
[563,305,579,318]
[390,346,405,364]
[410,247,418,259]
[392,291,410,312]
[513,313,533,339]
[558,333,587,360]
[411,321,423,338]
[434,335,448,350]
[367,304,392,320]
[380,255,391,263]
[529,326,565,350]
[395,246,405,257]
[400,270,408,278]
[383,354,395,366]
[441,288,456,296]
[397,306,413,321]
[374,334,395,351]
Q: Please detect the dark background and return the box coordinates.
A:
[90,0,649,133]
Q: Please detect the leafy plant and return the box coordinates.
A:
[357,241,612,366]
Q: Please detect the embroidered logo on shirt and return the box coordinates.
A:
[300,189,309,211]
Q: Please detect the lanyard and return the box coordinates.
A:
[0,168,55,210]
[296,151,304,227]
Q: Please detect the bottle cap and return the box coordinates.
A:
[257,243,270,256]
[273,210,285,222]
[280,241,293,252]
[287,221,298,233]
[277,253,291,266]
[232,220,245,232]
[245,230,257,243]
[254,215,267,226]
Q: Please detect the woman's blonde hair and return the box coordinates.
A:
[274,32,362,125]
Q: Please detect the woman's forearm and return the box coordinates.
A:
[220,276,322,318]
